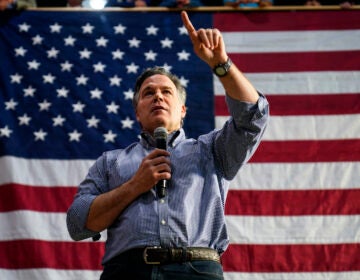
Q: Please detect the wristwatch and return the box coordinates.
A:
[213,57,232,77]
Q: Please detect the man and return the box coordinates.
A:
[67,11,269,279]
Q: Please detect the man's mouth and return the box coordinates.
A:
[151,106,166,113]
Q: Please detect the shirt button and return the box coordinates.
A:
[160,199,165,204]
[161,219,166,225]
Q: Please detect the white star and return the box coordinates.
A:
[32,34,43,45]
[18,114,31,126]
[23,85,36,97]
[82,23,94,34]
[114,24,126,34]
[38,99,51,111]
[34,129,47,141]
[177,50,191,61]
[96,36,108,47]
[162,63,172,72]
[144,50,157,61]
[121,117,134,129]
[47,47,59,59]
[79,48,92,59]
[179,76,189,88]
[123,89,134,100]
[128,37,141,48]
[27,60,40,70]
[14,46,27,57]
[52,114,66,126]
[126,62,139,74]
[10,73,23,84]
[69,130,82,142]
[76,74,88,85]
[19,22,31,32]
[49,22,62,33]
[87,115,100,128]
[57,87,69,98]
[43,73,56,84]
[64,35,76,46]
[107,101,119,113]
[60,61,73,72]
[112,49,125,60]
[0,126,13,138]
[109,75,122,86]
[90,88,103,99]
[93,62,106,73]
[72,101,85,113]
[160,37,173,48]
[104,130,117,143]
[146,25,158,35]
[5,99,18,110]
[178,25,188,35]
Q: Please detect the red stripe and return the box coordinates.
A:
[251,140,360,163]
[0,184,77,212]
[230,51,360,73]
[225,189,360,216]
[215,94,360,116]
[222,243,360,272]
[214,10,360,31]
[0,240,104,269]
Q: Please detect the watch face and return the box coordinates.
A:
[215,66,226,76]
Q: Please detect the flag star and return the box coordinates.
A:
[128,37,141,48]
[10,73,23,84]
[28,60,40,70]
[109,75,122,86]
[82,23,94,34]
[160,37,173,48]
[114,24,126,34]
[144,50,157,61]
[90,88,103,99]
[57,87,69,98]
[5,98,18,110]
[123,89,134,100]
[104,130,117,143]
[162,63,172,72]
[38,99,51,111]
[179,76,189,88]
[60,61,73,72]
[177,50,191,61]
[52,114,66,126]
[93,62,106,73]
[178,25,188,35]
[19,22,31,32]
[87,115,100,128]
[0,126,13,138]
[34,129,47,141]
[18,114,31,126]
[76,74,88,85]
[121,117,134,129]
[47,47,59,59]
[72,101,85,113]
[96,36,108,47]
[43,73,56,84]
[14,46,27,57]
[64,35,76,46]
[79,48,92,59]
[146,25,158,35]
[32,34,43,45]
[68,130,82,142]
[126,62,139,74]
[112,49,125,60]
[23,85,36,97]
[107,101,119,113]
[49,22,62,33]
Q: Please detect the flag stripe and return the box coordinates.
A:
[0,269,101,280]
[224,272,360,280]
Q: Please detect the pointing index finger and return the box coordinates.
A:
[181,11,197,39]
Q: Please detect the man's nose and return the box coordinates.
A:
[153,91,163,101]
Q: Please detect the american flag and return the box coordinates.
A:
[0,9,359,280]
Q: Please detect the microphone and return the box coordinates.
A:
[154,127,168,198]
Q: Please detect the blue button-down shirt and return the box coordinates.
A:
[67,94,269,264]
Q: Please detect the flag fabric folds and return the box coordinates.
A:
[1,9,359,280]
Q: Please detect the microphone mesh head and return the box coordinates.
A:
[154,127,168,140]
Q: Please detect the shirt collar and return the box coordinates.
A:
[140,128,185,149]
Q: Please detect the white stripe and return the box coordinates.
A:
[231,162,360,190]
[224,272,360,280]
[226,215,360,244]
[223,30,360,53]
[214,71,360,95]
[216,115,360,140]
[0,269,101,280]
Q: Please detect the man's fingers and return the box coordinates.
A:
[181,11,198,44]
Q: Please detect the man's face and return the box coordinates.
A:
[136,74,186,134]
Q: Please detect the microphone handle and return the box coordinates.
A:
[156,138,167,198]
